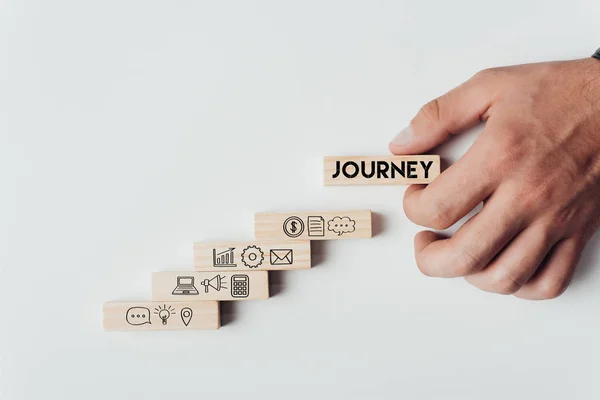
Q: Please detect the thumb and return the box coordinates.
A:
[389,70,497,155]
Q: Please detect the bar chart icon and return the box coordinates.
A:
[213,247,237,267]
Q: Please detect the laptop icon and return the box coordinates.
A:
[172,276,199,295]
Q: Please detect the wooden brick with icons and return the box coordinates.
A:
[254,210,372,241]
[103,301,220,331]
[152,271,269,301]
[324,155,440,185]
[194,240,311,271]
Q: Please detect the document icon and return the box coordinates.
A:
[307,216,325,236]
[270,249,293,265]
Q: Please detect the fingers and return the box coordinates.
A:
[464,224,557,294]
[413,192,525,278]
[389,69,498,155]
[403,132,500,230]
[513,237,583,300]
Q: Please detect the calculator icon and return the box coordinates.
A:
[231,274,249,298]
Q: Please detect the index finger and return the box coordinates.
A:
[404,131,501,230]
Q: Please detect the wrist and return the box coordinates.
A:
[578,58,600,104]
[574,58,600,150]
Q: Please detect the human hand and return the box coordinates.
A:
[390,58,600,300]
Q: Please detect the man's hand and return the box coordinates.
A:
[390,58,600,300]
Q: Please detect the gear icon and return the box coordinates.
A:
[241,245,264,268]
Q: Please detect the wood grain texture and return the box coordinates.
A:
[324,155,440,185]
[254,210,372,241]
[152,271,269,301]
[103,301,219,331]
[194,240,311,271]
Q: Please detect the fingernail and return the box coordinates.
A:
[390,125,413,146]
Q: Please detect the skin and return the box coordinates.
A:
[389,57,600,300]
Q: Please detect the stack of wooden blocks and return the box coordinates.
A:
[103,156,440,331]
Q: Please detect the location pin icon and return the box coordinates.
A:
[181,307,193,326]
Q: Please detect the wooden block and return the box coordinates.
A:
[103,301,219,331]
[254,210,372,240]
[324,155,440,185]
[152,271,269,301]
[194,240,311,271]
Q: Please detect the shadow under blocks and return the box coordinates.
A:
[219,301,237,327]
[371,211,385,237]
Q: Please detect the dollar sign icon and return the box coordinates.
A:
[283,216,304,238]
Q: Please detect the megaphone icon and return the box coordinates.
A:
[200,275,227,293]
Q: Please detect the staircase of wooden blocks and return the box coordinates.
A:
[103,156,439,331]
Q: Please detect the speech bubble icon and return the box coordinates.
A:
[126,307,152,326]
[327,216,356,236]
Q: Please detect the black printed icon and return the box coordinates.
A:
[172,276,200,295]
[181,307,193,326]
[307,216,325,236]
[270,249,293,265]
[283,216,304,238]
[213,247,237,267]
[154,304,175,325]
[126,307,152,326]
[241,245,264,268]
[327,216,356,236]
[231,274,249,298]
[200,274,227,293]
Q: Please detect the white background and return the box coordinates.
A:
[2,1,600,399]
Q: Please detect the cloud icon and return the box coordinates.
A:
[126,307,152,326]
[327,216,356,236]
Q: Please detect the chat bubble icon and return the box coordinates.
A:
[327,216,356,236]
[126,307,152,326]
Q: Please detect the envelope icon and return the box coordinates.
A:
[270,249,293,265]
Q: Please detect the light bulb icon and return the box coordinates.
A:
[158,309,170,325]
[153,304,175,326]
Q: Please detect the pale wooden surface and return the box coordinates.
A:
[323,155,440,185]
[103,301,220,331]
[194,240,311,271]
[152,271,269,301]
[254,210,372,241]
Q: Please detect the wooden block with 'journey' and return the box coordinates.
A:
[195,240,311,271]
[254,210,372,240]
[152,271,269,301]
[103,301,219,331]
[324,155,440,185]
